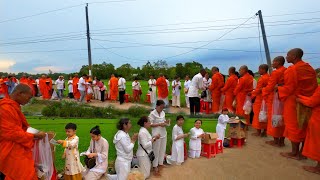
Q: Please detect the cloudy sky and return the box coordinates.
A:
[1,0,319,75]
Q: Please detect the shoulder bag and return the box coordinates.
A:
[84,141,96,169]
[140,143,155,162]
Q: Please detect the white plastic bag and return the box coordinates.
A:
[33,134,54,180]
[272,92,284,127]
[259,100,268,122]
[243,96,252,115]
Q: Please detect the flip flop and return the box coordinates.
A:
[302,166,320,175]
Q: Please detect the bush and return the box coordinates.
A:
[127,106,149,117]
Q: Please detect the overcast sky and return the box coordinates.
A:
[0,0,319,75]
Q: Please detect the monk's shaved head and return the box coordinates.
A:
[274,56,285,66]
[288,48,304,59]
[229,67,236,74]
[240,65,248,72]
[259,64,269,75]
[211,66,219,72]
[11,84,32,94]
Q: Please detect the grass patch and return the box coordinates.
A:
[27,115,217,172]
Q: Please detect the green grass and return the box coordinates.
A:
[27,116,217,172]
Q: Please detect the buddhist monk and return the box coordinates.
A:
[0,79,9,98]
[251,64,269,137]
[73,74,80,100]
[19,74,28,85]
[27,76,37,97]
[297,86,320,174]
[234,65,254,124]
[109,74,119,102]
[209,67,225,113]
[278,48,318,160]
[262,56,287,147]
[221,67,238,113]
[39,75,49,99]
[0,84,46,180]
[156,73,169,106]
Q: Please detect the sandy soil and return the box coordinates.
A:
[148,130,319,180]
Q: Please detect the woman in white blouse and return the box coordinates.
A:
[83,126,109,180]
[109,118,138,180]
[149,100,170,176]
[216,108,231,144]
[189,119,205,159]
[132,77,142,102]
[137,116,160,179]
[67,76,73,98]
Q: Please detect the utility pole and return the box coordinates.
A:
[86,3,92,76]
[257,10,272,73]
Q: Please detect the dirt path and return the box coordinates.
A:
[148,131,319,180]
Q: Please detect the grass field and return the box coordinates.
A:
[27,116,218,172]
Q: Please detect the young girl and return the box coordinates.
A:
[189,119,205,159]
[216,108,230,144]
[168,115,189,165]
[57,123,84,180]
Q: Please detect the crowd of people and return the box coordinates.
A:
[0,48,320,180]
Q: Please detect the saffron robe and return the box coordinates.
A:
[156,77,168,99]
[73,77,80,100]
[252,73,269,130]
[221,74,238,113]
[0,98,37,180]
[278,60,318,143]
[234,72,253,124]
[109,77,119,100]
[209,72,225,113]
[262,66,286,138]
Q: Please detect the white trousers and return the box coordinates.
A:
[150,88,156,104]
[216,126,226,144]
[137,156,151,179]
[172,95,180,107]
[152,137,167,167]
[188,150,201,159]
[185,95,190,108]
[83,171,105,180]
[171,142,184,163]
[94,88,101,100]
[108,158,131,180]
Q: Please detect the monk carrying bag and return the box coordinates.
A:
[140,144,155,162]
[84,142,96,169]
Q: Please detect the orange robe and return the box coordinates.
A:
[28,79,36,96]
[109,77,119,100]
[252,73,269,130]
[262,66,286,138]
[0,98,37,180]
[156,77,168,99]
[41,78,52,100]
[278,60,318,143]
[209,72,225,113]
[0,84,9,98]
[19,77,28,85]
[234,72,253,124]
[299,86,320,162]
[73,77,80,99]
[221,74,238,113]
[39,78,47,98]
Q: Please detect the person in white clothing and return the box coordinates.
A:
[67,76,74,99]
[108,118,138,180]
[203,73,212,102]
[187,69,207,116]
[137,116,161,179]
[216,108,231,144]
[55,76,65,100]
[118,75,126,105]
[148,75,157,105]
[149,100,170,176]
[132,77,142,103]
[167,115,188,165]
[184,75,191,108]
[189,119,205,158]
[164,75,170,92]
[83,126,109,180]
[93,77,101,100]
[171,76,181,108]
[78,74,87,102]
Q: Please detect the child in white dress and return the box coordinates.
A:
[216,108,231,144]
[57,123,84,180]
[189,119,205,158]
[168,115,189,165]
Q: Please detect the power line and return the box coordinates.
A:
[264,10,320,17]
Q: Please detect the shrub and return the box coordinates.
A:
[127,106,149,117]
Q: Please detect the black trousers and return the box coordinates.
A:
[119,90,125,104]
[0,172,5,180]
[189,97,200,115]
[250,97,256,124]
[101,90,105,102]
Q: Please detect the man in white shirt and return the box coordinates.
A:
[148,75,157,104]
[78,74,87,102]
[187,69,207,116]
[184,75,191,108]
[118,75,126,105]
[55,76,65,100]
